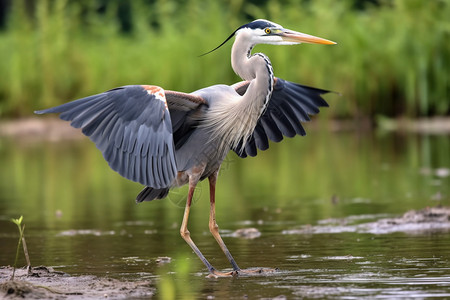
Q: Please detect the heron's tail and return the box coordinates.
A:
[136,187,170,203]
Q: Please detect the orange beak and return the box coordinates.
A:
[281,30,336,45]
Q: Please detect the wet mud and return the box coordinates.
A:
[283,206,450,235]
[0,266,154,299]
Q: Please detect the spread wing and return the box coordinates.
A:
[232,78,330,158]
[35,85,206,188]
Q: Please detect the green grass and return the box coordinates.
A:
[0,0,448,118]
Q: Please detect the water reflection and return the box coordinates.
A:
[0,129,449,298]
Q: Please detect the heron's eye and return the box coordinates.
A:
[264,28,271,34]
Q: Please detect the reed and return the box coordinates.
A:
[0,0,448,118]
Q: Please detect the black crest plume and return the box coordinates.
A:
[199,29,238,57]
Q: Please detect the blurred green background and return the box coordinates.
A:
[0,0,449,119]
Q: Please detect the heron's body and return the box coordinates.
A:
[36,19,335,277]
[177,84,237,172]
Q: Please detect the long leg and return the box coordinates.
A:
[208,171,241,272]
[180,174,234,276]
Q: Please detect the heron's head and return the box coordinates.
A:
[236,19,336,46]
[201,19,335,56]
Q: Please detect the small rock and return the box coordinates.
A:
[156,257,172,265]
[231,228,261,239]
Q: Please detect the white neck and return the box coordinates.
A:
[203,31,274,153]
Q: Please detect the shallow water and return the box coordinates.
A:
[0,128,449,299]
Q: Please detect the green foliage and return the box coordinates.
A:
[157,255,199,300]
[10,215,23,227]
[0,0,448,118]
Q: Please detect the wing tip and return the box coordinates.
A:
[34,108,56,115]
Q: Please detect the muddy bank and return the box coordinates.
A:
[283,206,450,235]
[0,266,154,299]
[2,117,450,142]
[0,118,83,141]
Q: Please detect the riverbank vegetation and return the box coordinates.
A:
[0,0,448,119]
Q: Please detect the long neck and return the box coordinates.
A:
[229,33,274,148]
[202,33,274,153]
[232,33,274,103]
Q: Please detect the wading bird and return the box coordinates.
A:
[36,19,335,277]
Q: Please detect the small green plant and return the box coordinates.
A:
[157,254,199,299]
[10,216,31,280]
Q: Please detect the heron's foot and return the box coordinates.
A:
[207,269,239,278]
[207,267,278,278]
[235,267,279,276]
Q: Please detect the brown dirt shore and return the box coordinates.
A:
[0,118,83,141]
[282,206,450,235]
[0,266,154,299]
[1,117,450,143]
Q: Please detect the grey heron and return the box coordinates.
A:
[36,19,336,277]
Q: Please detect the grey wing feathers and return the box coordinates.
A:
[234,78,330,158]
[164,90,206,133]
[35,85,177,188]
[165,90,206,111]
[164,90,207,150]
